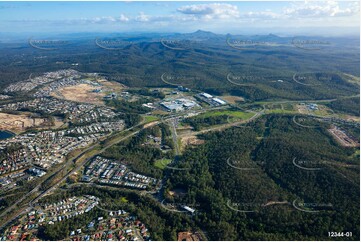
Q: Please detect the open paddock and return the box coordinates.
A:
[52,83,105,105]
[0,112,47,133]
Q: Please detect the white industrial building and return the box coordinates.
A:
[212,98,227,105]
[201,93,213,99]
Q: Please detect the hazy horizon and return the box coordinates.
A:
[0,1,359,38]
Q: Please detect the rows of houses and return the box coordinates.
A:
[41,195,100,223]
[33,76,100,98]
[0,147,29,175]
[64,121,124,136]
[0,119,124,182]
[1,195,151,241]
[4,69,80,93]
[68,215,150,241]
[82,156,159,190]
[0,97,118,124]
[0,196,100,241]
[323,116,360,128]
[0,95,10,100]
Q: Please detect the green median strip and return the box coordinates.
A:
[154,159,172,170]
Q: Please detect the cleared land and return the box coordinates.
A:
[0,112,48,133]
[180,135,205,151]
[52,84,105,105]
[51,79,124,105]
[296,104,334,116]
[220,95,245,104]
[143,115,159,123]
[177,231,204,241]
[266,109,297,114]
[328,127,359,147]
[98,78,126,92]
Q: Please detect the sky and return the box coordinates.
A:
[0,1,359,36]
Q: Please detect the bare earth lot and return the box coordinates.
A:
[98,78,126,91]
[220,95,245,104]
[52,84,105,105]
[0,112,46,133]
[328,127,359,147]
[180,135,205,151]
[51,80,124,105]
[0,112,65,134]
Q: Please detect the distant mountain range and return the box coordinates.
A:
[0,30,359,45]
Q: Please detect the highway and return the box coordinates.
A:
[1,93,358,231]
[169,117,180,156]
[0,118,158,231]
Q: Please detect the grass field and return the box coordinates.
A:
[283,103,295,111]
[265,109,297,114]
[200,110,254,120]
[312,107,334,116]
[154,159,172,169]
[143,115,159,123]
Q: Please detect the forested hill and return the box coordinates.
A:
[0,32,359,102]
[165,114,359,240]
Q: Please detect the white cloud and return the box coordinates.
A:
[242,11,281,19]
[234,1,359,22]
[174,1,359,22]
[91,16,116,23]
[283,1,359,18]
[177,3,240,20]
[135,12,150,22]
[119,14,129,22]
[72,14,129,24]
[5,1,359,33]
[135,12,178,23]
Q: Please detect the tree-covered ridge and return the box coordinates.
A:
[0,35,359,103]
[326,97,360,116]
[165,114,359,240]
[102,124,174,179]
